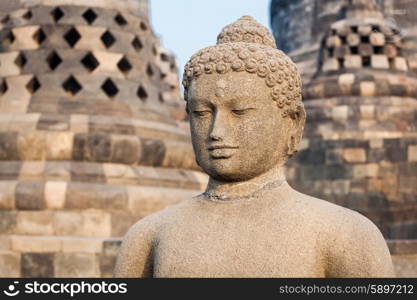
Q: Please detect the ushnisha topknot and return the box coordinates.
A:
[182,15,303,118]
[217,15,277,47]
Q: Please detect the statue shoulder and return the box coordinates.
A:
[288,187,361,223]
[125,196,198,238]
[114,198,196,277]
[323,208,394,277]
[288,189,394,277]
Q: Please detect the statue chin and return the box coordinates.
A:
[200,158,274,182]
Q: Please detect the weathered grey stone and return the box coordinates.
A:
[110,213,142,237]
[99,255,117,278]
[54,253,99,277]
[0,181,16,210]
[16,211,54,235]
[115,16,394,278]
[0,132,19,160]
[65,182,127,211]
[139,138,166,166]
[0,211,17,234]
[110,134,140,164]
[0,251,20,277]
[21,253,54,277]
[15,181,45,210]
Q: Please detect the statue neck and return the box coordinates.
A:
[203,164,287,202]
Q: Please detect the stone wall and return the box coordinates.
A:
[0,0,207,277]
[270,0,417,81]
[272,0,417,277]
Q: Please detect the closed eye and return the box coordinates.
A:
[231,108,254,116]
[192,110,211,117]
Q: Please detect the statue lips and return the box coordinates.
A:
[207,145,239,159]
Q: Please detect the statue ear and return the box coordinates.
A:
[287,105,306,158]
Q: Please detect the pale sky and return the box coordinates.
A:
[149,0,270,75]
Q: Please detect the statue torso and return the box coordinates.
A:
[150,186,328,277]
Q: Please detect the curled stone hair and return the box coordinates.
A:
[183,16,303,119]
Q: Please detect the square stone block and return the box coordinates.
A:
[408,54,417,69]
[66,182,127,211]
[0,251,20,277]
[332,105,348,121]
[44,181,67,209]
[139,138,165,166]
[70,114,89,133]
[17,131,47,160]
[392,254,417,278]
[15,181,45,210]
[102,239,122,257]
[330,180,350,195]
[408,145,417,162]
[16,211,54,235]
[54,253,99,277]
[370,32,385,46]
[360,82,375,97]
[37,114,69,131]
[111,213,141,237]
[394,57,408,71]
[0,52,22,76]
[110,134,140,164]
[82,212,111,237]
[360,105,375,119]
[370,139,383,149]
[0,132,19,160]
[0,76,31,113]
[21,253,54,277]
[99,255,116,278]
[74,25,106,51]
[322,58,339,72]
[326,36,341,48]
[344,55,362,69]
[12,26,40,50]
[353,163,379,179]
[0,236,11,250]
[371,55,389,69]
[0,211,17,234]
[0,181,16,209]
[93,51,123,74]
[44,161,71,180]
[46,132,74,160]
[19,161,45,180]
[8,113,41,132]
[53,211,83,236]
[338,73,355,94]
[343,148,366,163]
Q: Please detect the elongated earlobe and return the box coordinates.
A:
[286,105,306,158]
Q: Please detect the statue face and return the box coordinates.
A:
[188,72,292,182]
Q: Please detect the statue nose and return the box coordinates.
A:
[209,111,229,141]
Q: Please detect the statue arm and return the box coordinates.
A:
[325,211,394,278]
[114,218,156,278]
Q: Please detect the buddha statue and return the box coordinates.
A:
[114,16,394,277]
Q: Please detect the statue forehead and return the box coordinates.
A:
[192,72,267,93]
[215,79,227,98]
[191,72,265,98]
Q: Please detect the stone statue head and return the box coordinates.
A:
[183,16,306,182]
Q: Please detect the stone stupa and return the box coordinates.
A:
[278,0,417,276]
[0,0,206,277]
